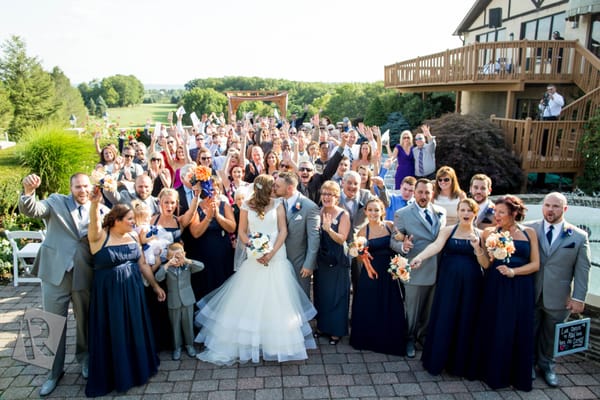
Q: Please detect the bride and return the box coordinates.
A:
[194,174,317,365]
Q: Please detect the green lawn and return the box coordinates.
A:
[106,103,177,127]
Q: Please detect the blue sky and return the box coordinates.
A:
[0,0,475,85]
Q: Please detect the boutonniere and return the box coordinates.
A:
[292,201,302,213]
[562,225,573,237]
[485,204,495,215]
[436,211,443,218]
[358,201,365,209]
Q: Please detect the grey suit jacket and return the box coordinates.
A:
[104,189,159,215]
[285,194,320,271]
[155,260,204,309]
[341,188,390,240]
[18,193,108,291]
[525,220,591,310]
[390,202,446,286]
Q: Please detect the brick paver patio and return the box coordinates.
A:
[1,283,599,399]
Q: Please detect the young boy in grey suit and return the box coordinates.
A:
[155,242,204,360]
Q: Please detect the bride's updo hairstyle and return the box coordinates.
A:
[248,174,274,216]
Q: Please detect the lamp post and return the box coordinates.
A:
[69,114,77,128]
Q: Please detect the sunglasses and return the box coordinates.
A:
[167,141,175,145]
[438,177,451,182]
[123,154,134,158]
[415,137,424,141]
[321,192,336,197]
[151,158,161,162]
[299,167,313,172]
[201,157,212,161]
[196,137,204,140]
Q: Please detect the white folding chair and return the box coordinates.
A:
[5,230,44,286]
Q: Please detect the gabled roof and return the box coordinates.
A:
[453,0,492,36]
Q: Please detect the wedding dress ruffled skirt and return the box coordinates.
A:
[194,252,317,365]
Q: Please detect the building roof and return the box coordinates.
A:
[453,0,492,36]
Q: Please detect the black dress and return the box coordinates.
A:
[191,200,234,300]
[421,225,483,375]
[314,211,350,338]
[350,224,407,355]
[468,230,534,391]
[86,234,159,397]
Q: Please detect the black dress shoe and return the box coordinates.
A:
[531,366,536,381]
[39,372,64,396]
[406,341,416,358]
[544,370,558,387]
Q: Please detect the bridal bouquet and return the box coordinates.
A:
[247,232,272,259]
[485,231,516,263]
[388,254,411,282]
[90,167,118,192]
[348,235,378,279]
[186,165,213,198]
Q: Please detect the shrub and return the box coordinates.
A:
[576,109,600,195]
[425,113,524,194]
[18,124,98,196]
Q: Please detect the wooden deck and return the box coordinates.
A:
[385,40,600,178]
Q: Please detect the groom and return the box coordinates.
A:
[273,171,320,298]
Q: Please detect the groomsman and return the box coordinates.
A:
[273,172,320,298]
[19,173,108,396]
[390,178,446,358]
[469,174,495,229]
[526,192,591,387]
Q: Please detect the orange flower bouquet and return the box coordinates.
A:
[485,231,516,263]
[348,235,378,279]
[388,254,411,282]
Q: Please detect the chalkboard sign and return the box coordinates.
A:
[554,318,591,357]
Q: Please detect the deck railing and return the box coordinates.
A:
[385,40,599,91]
[560,86,600,121]
[490,116,585,174]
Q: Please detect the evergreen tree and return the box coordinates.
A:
[87,97,96,116]
[50,67,87,125]
[96,95,108,118]
[0,82,12,129]
[364,97,387,126]
[0,36,57,140]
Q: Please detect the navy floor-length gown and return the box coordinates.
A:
[350,225,407,355]
[86,235,159,397]
[191,200,234,300]
[468,231,534,391]
[421,226,483,375]
[314,211,350,338]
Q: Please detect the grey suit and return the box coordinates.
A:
[284,193,320,298]
[18,193,107,380]
[526,219,591,372]
[104,189,159,215]
[155,260,204,350]
[390,202,446,342]
[341,188,390,292]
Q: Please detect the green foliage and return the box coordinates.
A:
[0,236,12,281]
[79,75,145,113]
[0,36,58,141]
[181,88,228,124]
[427,113,523,194]
[364,97,387,126]
[0,82,13,129]
[87,97,96,116]
[96,96,108,117]
[0,174,22,216]
[18,125,98,196]
[576,109,600,195]
[50,67,88,126]
[381,112,411,149]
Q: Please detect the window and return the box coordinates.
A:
[477,28,507,42]
[589,14,600,58]
[520,13,566,39]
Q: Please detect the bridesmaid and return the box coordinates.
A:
[313,180,351,345]
[468,195,540,391]
[410,198,488,376]
[350,198,407,356]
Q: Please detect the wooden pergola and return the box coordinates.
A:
[225,90,288,122]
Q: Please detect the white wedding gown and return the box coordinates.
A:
[194,199,317,365]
